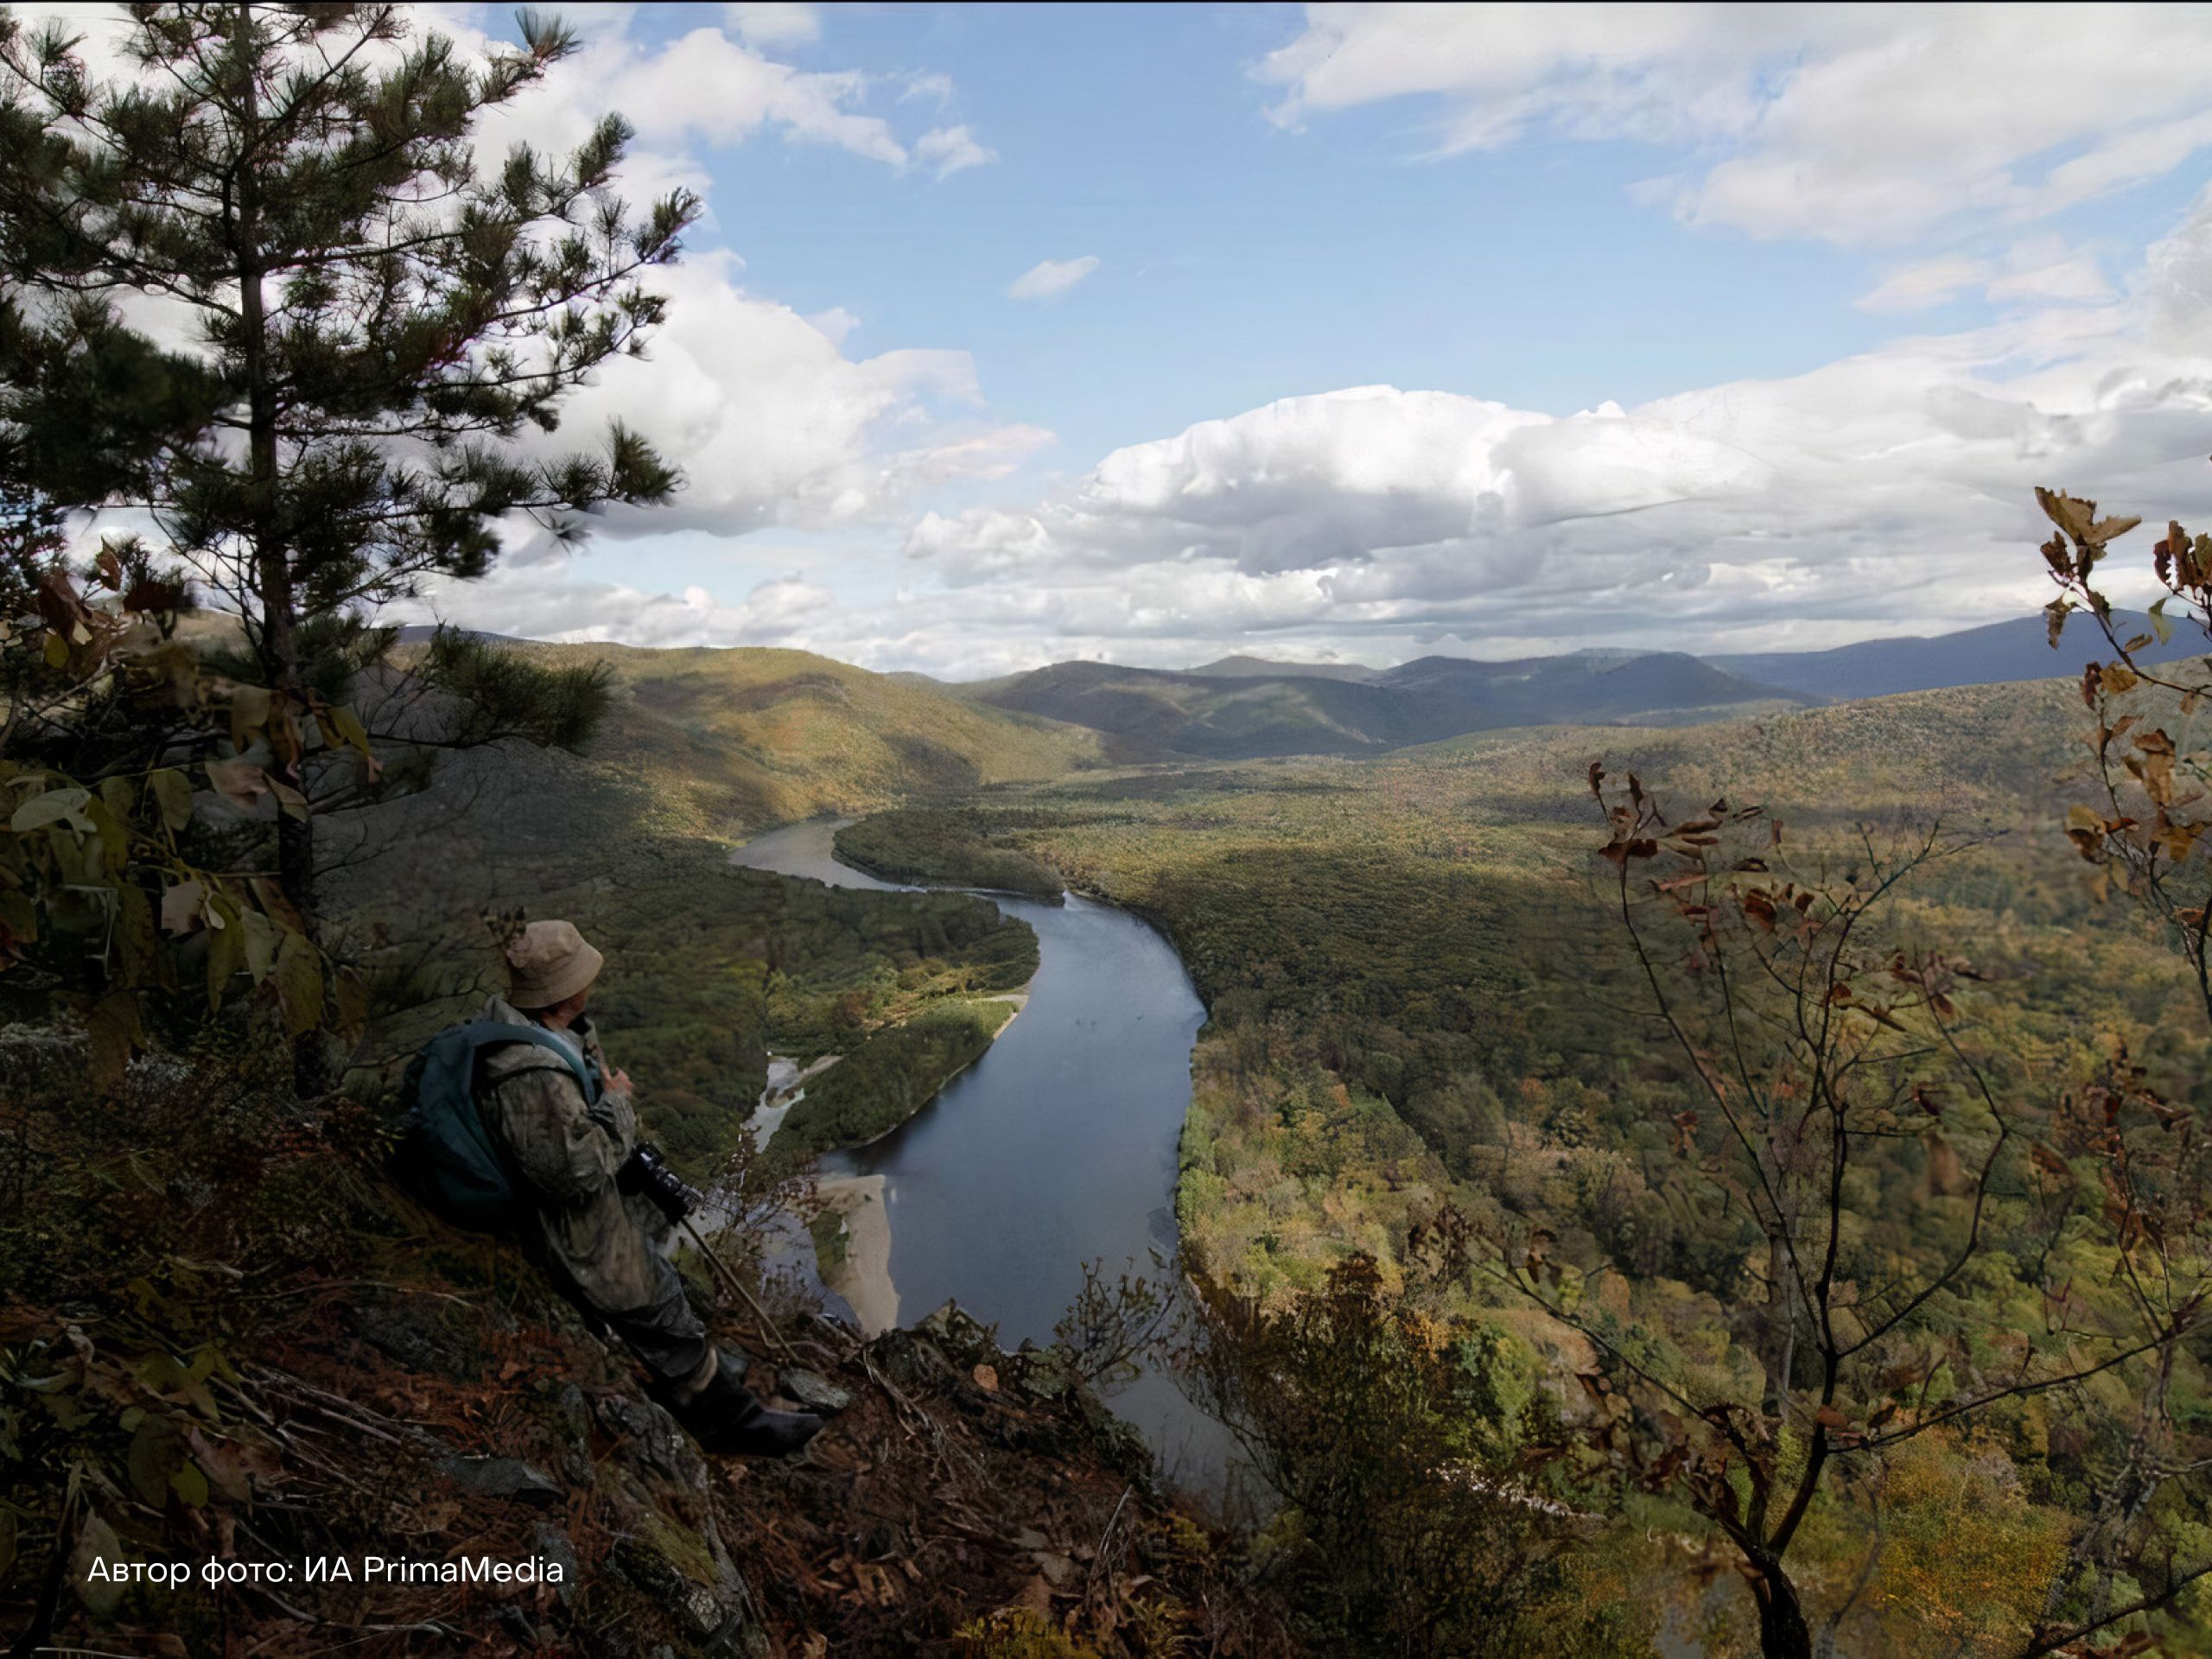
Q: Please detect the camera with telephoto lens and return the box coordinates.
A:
[620,1139,704,1224]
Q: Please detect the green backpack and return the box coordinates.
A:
[391,1020,600,1230]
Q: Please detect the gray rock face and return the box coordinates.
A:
[596,1393,709,1489]
[554,1380,591,1442]
[612,1530,769,1659]
[1010,1343,1073,1401]
[870,1328,957,1391]
[346,1298,493,1382]
[776,1367,854,1414]
[439,1455,563,1505]
[917,1300,996,1365]
[533,1523,582,1610]
[550,1380,594,1485]
[615,1537,721,1637]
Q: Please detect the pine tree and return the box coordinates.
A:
[0,2,697,927]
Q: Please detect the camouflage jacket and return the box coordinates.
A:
[476,994,636,1201]
[475,996,683,1323]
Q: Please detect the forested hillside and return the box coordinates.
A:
[518,642,1105,836]
[835,806,1066,898]
[325,639,1102,1168]
[838,675,2212,1656]
[327,721,1040,1173]
[845,679,2137,1281]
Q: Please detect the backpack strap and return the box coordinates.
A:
[461,1020,602,1106]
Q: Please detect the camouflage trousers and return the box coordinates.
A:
[527,1187,711,1391]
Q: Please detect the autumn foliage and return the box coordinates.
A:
[1528,755,2212,1657]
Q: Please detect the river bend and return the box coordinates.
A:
[730,818,1232,1490]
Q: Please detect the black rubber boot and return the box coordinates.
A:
[677,1350,823,1457]
[709,1398,826,1459]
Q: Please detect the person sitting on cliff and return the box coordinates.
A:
[479,919,823,1459]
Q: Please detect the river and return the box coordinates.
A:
[729,818,1241,1497]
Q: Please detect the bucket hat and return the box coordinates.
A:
[505,919,604,1009]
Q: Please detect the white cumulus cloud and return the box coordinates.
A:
[409,561,841,651]
[1859,238,2113,315]
[916,125,997,177]
[724,3,820,48]
[1261,4,2212,248]
[430,7,995,196]
[534,252,1053,538]
[249,7,2212,677]
[226,13,1038,542]
[416,186,2212,676]
[882,188,2212,669]
[1007,256,1103,301]
[1856,256,1995,315]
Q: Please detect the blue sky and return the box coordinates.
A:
[385,2,2212,677]
[650,3,1916,467]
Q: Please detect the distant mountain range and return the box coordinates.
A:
[957,611,2195,761]
[964,651,1808,760]
[1187,653,1381,683]
[1707,611,2192,700]
[430,609,2196,771]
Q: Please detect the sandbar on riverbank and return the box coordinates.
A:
[742,989,1031,1332]
[814,1173,896,1333]
[801,989,1026,1332]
